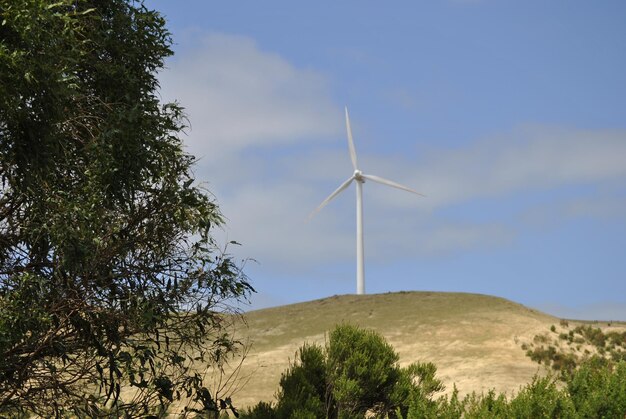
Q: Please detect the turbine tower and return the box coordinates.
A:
[310,107,423,295]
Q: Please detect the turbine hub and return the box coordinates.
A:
[353,169,364,182]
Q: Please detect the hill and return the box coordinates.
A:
[223,291,621,408]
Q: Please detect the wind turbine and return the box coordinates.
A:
[310,107,424,295]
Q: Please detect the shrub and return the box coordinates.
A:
[243,325,444,419]
[462,390,509,419]
[433,386,465,419]
[527,346,557,366]
[241,401,276,419]
[551,353,578,375]
[509,376,575,418]
[585,328,606,348]
[567,358,626,418]
[274,343,328,418]
[328,325,401,417]
[393,362,444,419]
[607,331,626,347]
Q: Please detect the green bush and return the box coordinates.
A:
[275,343,328,419]
[462,390,508,419]
[431,386,464,419]
[241,401,276,419]
[567,358,626,418]
[573,325,607,348]
[509,376,575,418]
[551,353,577,375]
[327,325,402,417]
[394,362,444,419]
[242,325,444,419]
[607,331,626,347]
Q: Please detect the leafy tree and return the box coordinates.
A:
[395,362,445,419]
[459,390,508,419]
[430,386,464,419]
[567,358,626,418]
[240,401,277,419]
[275,343,329,418]
[327,324,402,417]
[509,376,575,418]
[242,325,443,419]
[0,0,253,416]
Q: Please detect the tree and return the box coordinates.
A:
[566,357,626,418]
[394,362,445,418]
[242,325,443,419]
[327,324,402,417]
[0,0,253,416]
[508,376,576,418]
[275,343,329,418]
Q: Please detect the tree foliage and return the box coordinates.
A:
[566,357,626,418]
[327,324,402,416]
[275,343,328,418]
[0,0,253,416]
[242,325,443,419]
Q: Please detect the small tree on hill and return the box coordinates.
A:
[275,343,329,418]
[327,325,402,417]
[0,0,253,416]
[243,324,444,419]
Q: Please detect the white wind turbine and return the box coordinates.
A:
[310,107,424,295]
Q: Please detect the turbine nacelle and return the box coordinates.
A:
[353,169,364,183]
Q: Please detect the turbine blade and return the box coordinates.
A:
[345,107,359,170]
[308,176,354,220]
[361,174,425,196]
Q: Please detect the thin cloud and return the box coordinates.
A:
[159,32,341,160]
[368,126,626,210]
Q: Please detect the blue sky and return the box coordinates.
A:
[149,1,626,319]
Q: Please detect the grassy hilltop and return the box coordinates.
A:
[226,291,574,408]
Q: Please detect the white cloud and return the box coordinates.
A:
[159,33,341,161]
[368,126,626,210]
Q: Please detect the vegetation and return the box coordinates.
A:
[0,0,252,416]
[242,324,443,419]
[243,326,626,419]
[523,323,626,375]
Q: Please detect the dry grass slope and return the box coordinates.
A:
[225,291,622,409]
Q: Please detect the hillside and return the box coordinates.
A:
[222,292,620,408]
